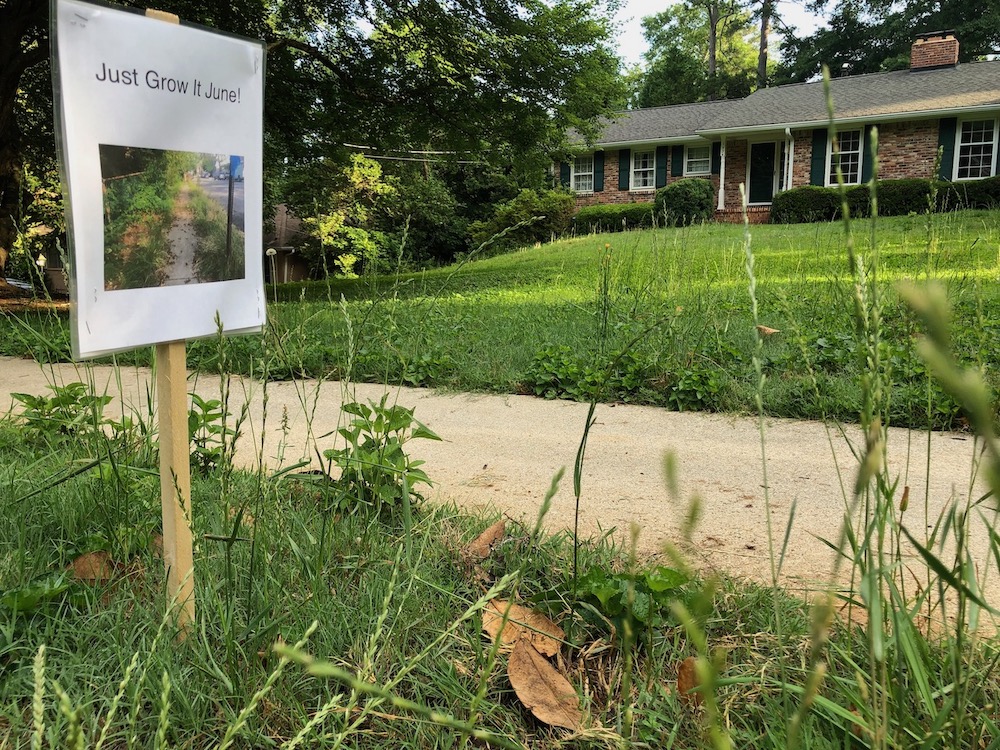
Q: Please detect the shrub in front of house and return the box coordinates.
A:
[938,175,1000,211]
[846,179,936,217]
[468,189,575,255]
[770,185,842,223]
[654,178,715,226]
[573,202,656,234]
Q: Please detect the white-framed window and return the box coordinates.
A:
[828,129,862,185]
[572,154,594,193]
[955,119,998,180]
[685,145,711,175]
[631,150,655,190]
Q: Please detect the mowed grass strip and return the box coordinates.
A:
[4,210,1000,428]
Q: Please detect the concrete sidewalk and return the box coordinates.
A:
[2,355,993,602]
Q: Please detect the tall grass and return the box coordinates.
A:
[2,154,1000,747]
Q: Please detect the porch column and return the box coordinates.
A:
[717,137,727,211]
[785,129,795,191]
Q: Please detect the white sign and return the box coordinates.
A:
[53,0,266,358]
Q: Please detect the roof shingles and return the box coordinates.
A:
[575,60,1000,149]
[699,60,1000,133]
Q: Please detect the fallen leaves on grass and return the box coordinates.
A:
[68,551,114,584]
[755,325,780,336]
[677,656,702,707]
[461,519,506,564]
[508,639,582,731]
[482,600,563,656]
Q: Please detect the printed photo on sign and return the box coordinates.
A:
[100,145,246,290]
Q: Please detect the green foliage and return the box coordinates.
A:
[666,356,723,411]
[188,393,236,474]
[101,150,177,290]
[322,395,441,513]
[846,178,935,218]
[575,564,690,632]
[188,187,246,283]
[0,572,71,614]
[402,350,455,387]
[938,175,1000,211]
[380,169,468,266]
[10,382,112,444]
[775,177,1000,224]
[770,185,842,223]
[654,177,715,226]
[572,202,656,234]
[776,0,1000,83]
[523,345,652,403]
[4,0,626,282]
[299,154,396,277]
[467,189,575,255]
[633,1,759,107]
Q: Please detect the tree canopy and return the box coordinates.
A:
[630,1,761,108]
[1,0,625,280]
[776,0,1000,83]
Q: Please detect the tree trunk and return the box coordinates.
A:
[706,2,719,100]
[707,3,719,78]
[757,0,772,89]
[0,0,49,283]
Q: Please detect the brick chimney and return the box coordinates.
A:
[910,31,959,70]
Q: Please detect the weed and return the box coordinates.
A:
[573,563,690,635]
[10,382,112,445]
[188,393,236,474]
[322,395,441,514]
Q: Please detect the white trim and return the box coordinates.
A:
[571,153,595,194]
[684,144,711,176]
[825,128,863,187]
[784,128,795,191]
[717,138,727,210]
[952,117,999,181]
[630,149,656,191]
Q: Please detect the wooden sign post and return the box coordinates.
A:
[156,339,195,632]
[53,0,266,634]
[147,9,195,634]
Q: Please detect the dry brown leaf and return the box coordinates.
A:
[150,533,164,559]
[482,600,563,656]
[69,551,114,583]
[756,325,780,336]
[461,519,506,563]
[508,639,582,731]
[677,656,702,707]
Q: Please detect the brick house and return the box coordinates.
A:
[561,33,1000,223]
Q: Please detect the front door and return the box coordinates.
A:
[748,142,776,204]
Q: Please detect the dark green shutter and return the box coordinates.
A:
[671,146,684,177]
[618,149,631,191]
[559,162,570,188]
[861,125,875,183]
[594,151,605,192]
[655,146,669,188]
[938,117,957,180]
[711,142,722,174]
[810,128,828,186]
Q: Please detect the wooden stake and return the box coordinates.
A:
[147,9,191,634]
[156,340,195,632]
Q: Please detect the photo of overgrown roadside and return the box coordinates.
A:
[99,145,245,290]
